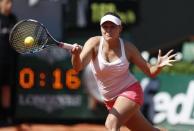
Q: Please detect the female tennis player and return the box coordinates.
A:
[71,12,176,131]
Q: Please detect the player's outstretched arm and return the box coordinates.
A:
[71,43,82,72]
[125,42,177,78]
[71,36,100,72]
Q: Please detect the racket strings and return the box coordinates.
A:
[12,23,36,53]
[36,26,47,46]
[10,21,48,54]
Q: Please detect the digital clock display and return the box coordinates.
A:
[18,67,80,90]
[14,48,95,120]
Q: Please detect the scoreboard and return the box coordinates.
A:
[15,47,107,121]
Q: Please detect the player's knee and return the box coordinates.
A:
[105,115,120,131]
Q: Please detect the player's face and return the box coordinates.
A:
[101,21,122,41]
[0,0,12,16]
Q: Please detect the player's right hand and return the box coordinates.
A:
[71,43,82,55]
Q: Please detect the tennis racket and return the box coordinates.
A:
[9,19,74,54]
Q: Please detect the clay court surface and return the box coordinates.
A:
[0,124,129,131]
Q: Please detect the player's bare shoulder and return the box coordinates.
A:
[86,36,100,47]
[85,36,101,55]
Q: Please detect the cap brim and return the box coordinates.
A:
[100,15,121,25]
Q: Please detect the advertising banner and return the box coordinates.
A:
[136,73,194,131]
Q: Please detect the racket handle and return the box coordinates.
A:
[59,42,74,50]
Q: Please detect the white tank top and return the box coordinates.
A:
[90,37,137,101]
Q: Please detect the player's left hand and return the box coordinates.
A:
[157,49,177,67]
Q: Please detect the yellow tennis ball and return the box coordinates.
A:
[24,36,34,46]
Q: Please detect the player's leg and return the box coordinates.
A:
[105,96,140,131]
[124,109,158,131]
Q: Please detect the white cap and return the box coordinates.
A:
[100,15,121,25]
